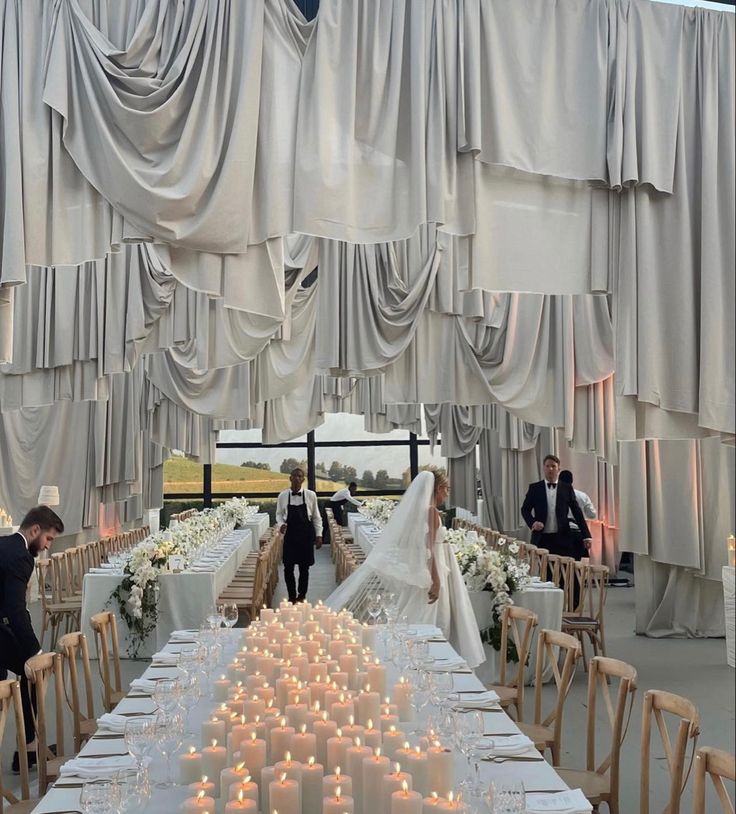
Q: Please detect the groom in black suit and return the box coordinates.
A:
[0,505,64,771]
[521,454,592,558]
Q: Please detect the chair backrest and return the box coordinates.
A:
[498,605,538,713]
[25,652,65,795]
[528,547,549,580]
[90,611,123,712]
[584,656,638,812]
[531,629,582,754]
[640,689,700,814]
[692,746,735,814]
[0,679,30,812]
[58,631,96,752]
[571,562,609,618]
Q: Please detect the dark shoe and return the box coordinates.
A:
[296,595,306,603]
[12,749,36,774]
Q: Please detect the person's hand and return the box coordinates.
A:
[315,536,323,550]
[279,524,287,534]
[428,580,440,604]
[583,538,592,550]
[532,521,544,532]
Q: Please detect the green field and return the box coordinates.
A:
[163,457,344,494]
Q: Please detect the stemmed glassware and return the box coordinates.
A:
[221,602,239,629]
[454,710,485,796]
[366,593,383,625]
[177,672,202,735]
[123,718,155,775]
[486,779,526,813]
[80,780,121,814]
[154,710,185,788]
[152,678,180,714]
[411,671,432,736]
[115,768,151,813]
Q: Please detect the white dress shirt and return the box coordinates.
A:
[543,481,558,533]
[568,488,597,530]
[329,487,362,507]
[276,488,323,536]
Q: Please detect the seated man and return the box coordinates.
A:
[0,505,64,771]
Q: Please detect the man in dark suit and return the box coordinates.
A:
[521,454,592,558]
[0,505,64,771]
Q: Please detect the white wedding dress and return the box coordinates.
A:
[325,472,486,668]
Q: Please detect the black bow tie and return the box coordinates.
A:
[547,482,557,489]
[291,490,301,496]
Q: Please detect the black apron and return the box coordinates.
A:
[330,498,348,526]
[283,496,316,567]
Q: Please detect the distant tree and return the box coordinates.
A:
[375,469,390,489]
[242,461,270,470]
[328,461,344,482]
[361,470,375,489]
[280,457,301,474]
[343,465,357,483]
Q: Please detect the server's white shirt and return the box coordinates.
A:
[568,488,597,530]
[329,487,362,507]
[276,488,323,536]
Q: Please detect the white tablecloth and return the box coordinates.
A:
[81,529,252,658]
[240,513,270,550]
[33,626,584,814]
[724,566,735,668]
[347,512,373,537]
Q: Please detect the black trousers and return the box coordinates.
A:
[539,532,580,608]
[283,562,310,601]
[0,628,37,743]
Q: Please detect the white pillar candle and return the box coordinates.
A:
[381,728,407,762]
[276,676,299,711]
[339,652,359,676]
[346,739,373,814]
[270,719,296,764]
[324,787,355,814]
[201,740,228,797]
[228,659,247,683]
[273,752,303,787]
[330,695,355,728]
[238,733,267,785]
[245,672,266,693]
[393,678,413,721]
[292,655,311,681]
[254,683,275,704]
[391,782,423,814]
[301,756,324,814]
[213,703,234,725]
[224,790,258,814]
[382,766,413,814]
[227,699,246,720]
[178,747,203,785]
[422,792,442,814]
[243,650,260,674]
[363,721,382,751]
[260,765,277,813]
[180,790,215,813]
[314,715,338,766]
[188,777,215,799]
[323,766,353,799]
[328,638,348,659]
[426,746,453,798]
[259,607,276,623]
[366,661,386,697]
[285,621,301,634]
[306,701,323,730]
[285,700,309,732]
[363,749,391,814]
[201,716,227,749]
[220,762,249,798]
[405,748,429,798]
[303,638,321,660]
[228,775,259,805]
[323,686,344,713]
[331,671,350,690]
[357,688,381,727]
[351,672,368,693]
[282,642,303,660]
[361,625,376,650]
[269,773,300,814]
[326,730,351,773]
[341,716,365,746]
[435,792,467,813]
[242,696,266,723]
[213,675,232,702]
[291,724,318,764]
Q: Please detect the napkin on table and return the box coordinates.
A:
[454,690,500,707]
[150,652,179,665]
[484,733,535,756]
[169,629,199,641]
[426,657,468,672]
[59,754,138,779]
[97,713,154,733]
[525,789,593,813]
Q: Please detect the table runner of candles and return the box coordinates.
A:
[33,599,584,814]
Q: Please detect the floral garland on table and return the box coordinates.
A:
[450,528,531,661]
[357,498,396,528]
[108,501,245,656]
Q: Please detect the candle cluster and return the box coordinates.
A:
[179,599,458,814]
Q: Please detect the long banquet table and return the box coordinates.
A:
[81,528,253,658]
[32,618,585,814]
[239,512,271,551]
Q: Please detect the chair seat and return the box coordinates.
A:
[562,616,598,626]
[6,799,40,814]
[487,684,518,703]
[517,721,553,747]
[554,768,610,805]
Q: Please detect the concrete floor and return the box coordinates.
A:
[6,544,734,812]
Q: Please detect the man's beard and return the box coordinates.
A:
[27,538,42,558]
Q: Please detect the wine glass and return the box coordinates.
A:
[206,604,224,630]
[177,672,202,735]
[124,718,155,774]
[152,678,180,714]
[222,602,239,629]
[366,593,382,625]
[455,711,484,795]
[411,672,432,736]
[429,671,454,706]
[115,768,151,813]
[80,780,120,814]
[154,710,185,788]
[486,779,526,813]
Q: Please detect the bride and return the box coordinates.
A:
[325,468,485,668]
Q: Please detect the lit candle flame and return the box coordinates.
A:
[395,762,401,774]
[197,790,205,801]
[335,786,342,800]
[308,756,315,767]
[202,776,208,783]
[374,747,382,758]
[300,724,307,734]
[280,772,287,783]
[367,719,373,730]
[236,762,245,771]
[210,739,217,748]
[188,746,196,755]
[401,780,409,794]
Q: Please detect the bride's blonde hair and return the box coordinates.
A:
[424,465,448,492]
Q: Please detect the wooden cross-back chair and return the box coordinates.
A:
[640,689,700,814]
[517,629,582,764]
[0,679,35,814]
[24,653,68,795]
[89,611,124,712]
[485,605,538,722]
[562,562,609,667]
[528,547,549,580]
[555,656,638,814]
[58,631,97,753]
[692,746,735,814]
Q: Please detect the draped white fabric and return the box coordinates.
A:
[0,0,733,643]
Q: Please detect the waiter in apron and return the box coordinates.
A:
[328,482,362,526]
[276,468,323,603]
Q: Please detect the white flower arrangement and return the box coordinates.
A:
[358,498,396,528]
[221,496,259,527]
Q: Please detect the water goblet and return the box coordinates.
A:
[429,670,454,706]
[222,602,239,629]
[80,780,120,814]
[455,711,484,795]
[154,710,185,788]
[486,779,525,813]
[124,718,155,774]
[152,678,180,714]
[115,768,151,813]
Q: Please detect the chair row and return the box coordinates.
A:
[218,527,284,625]
[35,527,150,650]
[172,508,197,523]
[326,508,366,584]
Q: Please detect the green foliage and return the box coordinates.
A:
[374,469,390,489]
[479,605,523,664]
[107,571,159,659]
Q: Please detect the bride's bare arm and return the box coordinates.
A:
[428,508,440,604]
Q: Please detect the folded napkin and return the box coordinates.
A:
[527,581,556,589]
[59,754,138,779]
[525,789,593,813]
[454,690,500,707]
[426,657,467,672]
[130,678,163,693]
[169,630,200,641]
[89,567,121,574]
[485,734,535,756]
[97,713,153,733]
[150,652,179,665]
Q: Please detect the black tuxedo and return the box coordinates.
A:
[0,532,41,740]
[521,480,591,555]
